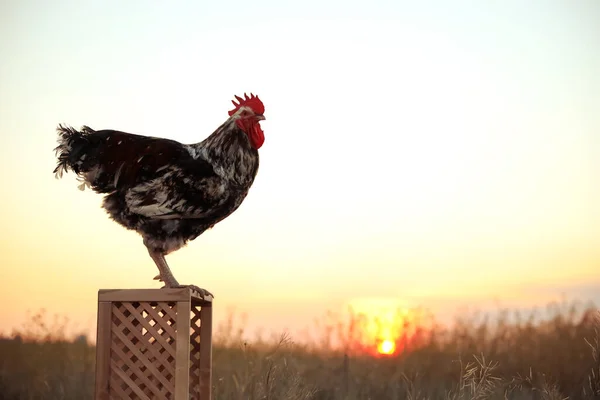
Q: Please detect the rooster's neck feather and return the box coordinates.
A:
[186,117,259,187]
[191,119,243,154]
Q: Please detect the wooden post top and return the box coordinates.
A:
[98,288,213,305]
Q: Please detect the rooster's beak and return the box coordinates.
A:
[256,115,266,121]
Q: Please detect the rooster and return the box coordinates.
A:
[53,93,266,298]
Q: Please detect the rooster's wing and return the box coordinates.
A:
[124,157,234,221]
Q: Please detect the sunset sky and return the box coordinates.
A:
[1,1,598,342]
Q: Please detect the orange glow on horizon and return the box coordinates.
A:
[340,299,435,356]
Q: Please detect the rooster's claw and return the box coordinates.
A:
[170,284,214,299]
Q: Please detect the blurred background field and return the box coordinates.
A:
[1,299,599,400]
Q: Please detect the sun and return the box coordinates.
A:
[377,339,396,355]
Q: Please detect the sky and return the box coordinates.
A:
[0,0,599,343]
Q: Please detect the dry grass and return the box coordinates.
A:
[1,301,599,400]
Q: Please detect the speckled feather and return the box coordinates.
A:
[53,117,260,255]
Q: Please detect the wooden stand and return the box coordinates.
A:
[94,288,213,400]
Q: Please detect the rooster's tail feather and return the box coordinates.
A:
[53,124,96,180]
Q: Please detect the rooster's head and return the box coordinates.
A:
[228,93,265,150]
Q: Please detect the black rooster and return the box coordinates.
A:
[53,93,266,298]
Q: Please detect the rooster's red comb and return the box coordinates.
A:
[228,93,265,117]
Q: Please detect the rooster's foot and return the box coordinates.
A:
[170,284,214,299]
[154,275,213,298]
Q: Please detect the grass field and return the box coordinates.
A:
[1,300,599,400]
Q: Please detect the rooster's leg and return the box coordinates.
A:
[146,247,214,298]
[147,249,179,286]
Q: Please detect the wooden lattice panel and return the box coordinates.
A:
[189,305,203,395]
[95,288,213,400]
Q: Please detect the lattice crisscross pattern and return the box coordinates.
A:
[110,301,178,399]
[107,301,206,399]
[189,305,203,397]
